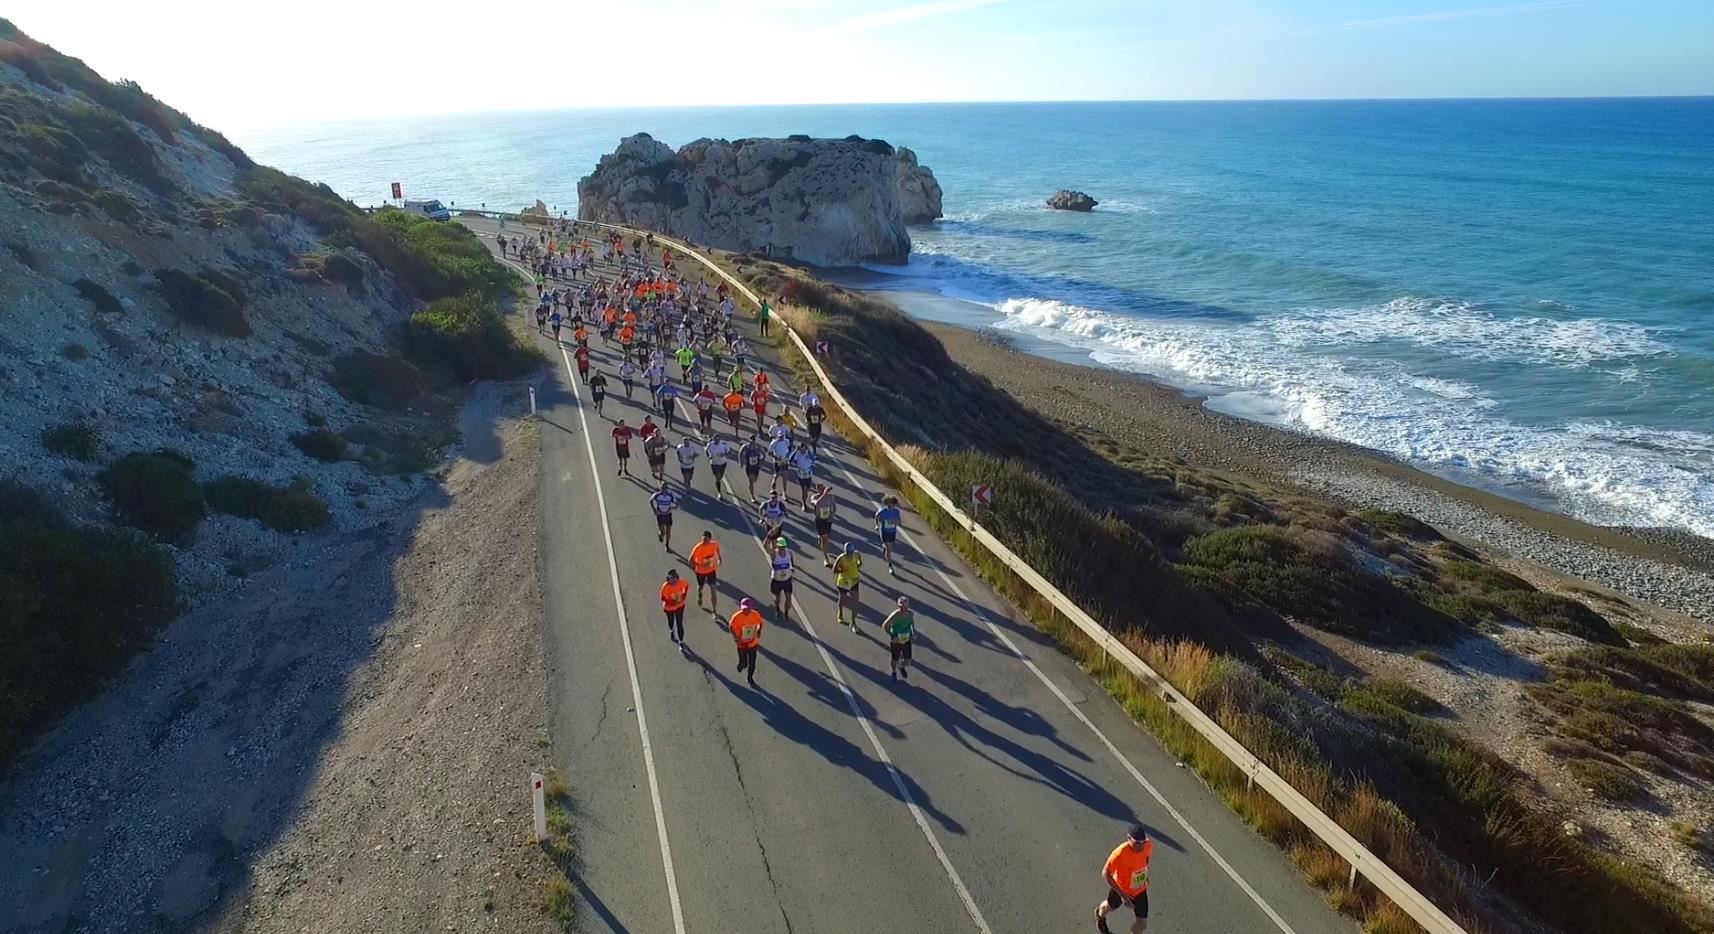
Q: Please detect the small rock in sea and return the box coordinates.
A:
[1046,189,1099,212]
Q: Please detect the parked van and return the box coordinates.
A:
[402,199,451,221]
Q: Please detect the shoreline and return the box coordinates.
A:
[906,317,1714,624]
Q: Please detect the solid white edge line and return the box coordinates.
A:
[504,241,687,934]
[832,461,1302,934]
[559,341,687,934]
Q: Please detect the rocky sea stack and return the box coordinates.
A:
[1046,189,1099,212]
[577,133,942,266]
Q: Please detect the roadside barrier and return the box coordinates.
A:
[480,211,1469,934]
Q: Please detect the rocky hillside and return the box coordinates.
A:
[0,20,535,764]
[577,133,942,266]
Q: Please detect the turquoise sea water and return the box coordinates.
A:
[244,99,1714,536]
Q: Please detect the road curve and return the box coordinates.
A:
[466,218,1350,934]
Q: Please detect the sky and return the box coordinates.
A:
[6,0,1712,131]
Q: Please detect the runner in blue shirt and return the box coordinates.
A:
[873,495,902,575]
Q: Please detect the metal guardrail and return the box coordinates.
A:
[479,214,1468,933]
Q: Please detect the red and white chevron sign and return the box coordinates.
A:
[971,483,993,508]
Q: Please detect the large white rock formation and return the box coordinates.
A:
[576,134,942,266]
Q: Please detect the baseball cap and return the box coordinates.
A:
[1128,824,1149,843]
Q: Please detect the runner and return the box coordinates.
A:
[644,429,669,483]
[588,369,608,415]
[811,483,837,566]
[791,443,816,511]
[881,596,916,681]
[649,481,680,552]
[548,308,563,343]
[749,384,769,434]
[740,435,767,503]
[832,542,862,630]
[573,344,591,383]
[753,367,771,397]
[645,360,667,405]
[729,597,764,686]
[758,491,788,545]
[767,432,793,495]
[767,536,795,622]
[638,414,660,443]
[1095,826,1154,934]
[660,569,689,646]
[704,435,732,502]
[874,495,902,575]
[675,436,700,489]
[694,384,717,434]
[619,359,637,399]
[775,406,800,441]
[611,419,634,477]
[804,397,827,452]
[727,365,746,396]
[674,343,696,381]
[689,531,722,616]
[655,379,680,429]
[722,387,745,434]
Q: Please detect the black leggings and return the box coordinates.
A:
[736,646,758,679]
[665,608,684,640]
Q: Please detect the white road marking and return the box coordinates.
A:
[830,462,1300,934]
[558,342,687,934]
[717,471,994,934]
[505,239,687,934]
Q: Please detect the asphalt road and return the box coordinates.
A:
[467,218,1350,934]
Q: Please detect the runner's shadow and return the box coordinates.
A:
[685,652,963,835]
[820,640,1145,828]
[569,872,632,934]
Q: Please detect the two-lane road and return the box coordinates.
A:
[469,218,1348,934]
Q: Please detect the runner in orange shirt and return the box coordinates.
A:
[688,531,722,615]
[660,569,689,646]
[1096,825,1153,933]
[722,388,746,434]
[729,598,764,686]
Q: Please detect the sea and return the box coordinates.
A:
[241,99,1714,538]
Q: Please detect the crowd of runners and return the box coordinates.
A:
[506,220,919,687]
[494,218,1155,929]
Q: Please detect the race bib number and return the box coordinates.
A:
[739,624,760,641]
[1129,868,1148,889]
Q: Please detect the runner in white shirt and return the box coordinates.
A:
[768,435,793,494]
[675,438,700,489]
[618,359,638,399]
[799,389,819,411]
[758,492,788,544]
[789,443,816,510]
[649,482,680,552]
[704,436,732,502]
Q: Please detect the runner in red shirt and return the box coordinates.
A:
[750,386,769,434]
[638,415,660,442]
[694,386,718,433]
[611,420,633,477]
[573,344,591,382]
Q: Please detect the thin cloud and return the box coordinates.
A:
[837,0,1007,32]
[1332,0,1590,33]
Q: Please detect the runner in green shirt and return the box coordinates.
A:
[674,345,696,382]
[727,367,746,394]
[882,597,915,681]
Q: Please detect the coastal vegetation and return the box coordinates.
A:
[203,476,331,534]
[726,255,1714,934]
[0,480,179,767]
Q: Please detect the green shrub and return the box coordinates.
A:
[96,450,205,544]
[238,166,357,234]
[404,292,541,382]
[320,251,365,284]
[1356,508,1443,541]
[194,267,248,309]
[41,419,98,460]
[0,480,178,765]
[290,427,348,462]
[1427,559,1623,645]
[1567,757,1644,801]
[1532,678,1714,778]
[60,342,89,361]
[1613,622,1666,646]
[345,208,513,300]
[347,421,455,475]
[62,103,173,194]
[329,352,437,412]
[72,277,123,314]
[1184,526,1455,644]
[154,268,250,337]
[92,188,140,224]
[1352,677,1443,715]
[203,476,330,533]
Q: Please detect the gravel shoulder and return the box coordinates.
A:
[0,383,560,934]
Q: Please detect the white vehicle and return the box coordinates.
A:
[402,199,450,221]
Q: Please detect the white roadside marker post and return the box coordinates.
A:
[531,772,548,843]
[529,386,538,417]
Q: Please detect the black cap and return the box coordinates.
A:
[1128,824,1149,843]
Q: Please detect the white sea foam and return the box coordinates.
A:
[1272,296,1669,367]
[990,296,1714,537]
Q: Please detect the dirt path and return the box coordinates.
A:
[0,384,560,934]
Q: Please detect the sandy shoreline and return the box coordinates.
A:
[915,319,1714,625]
